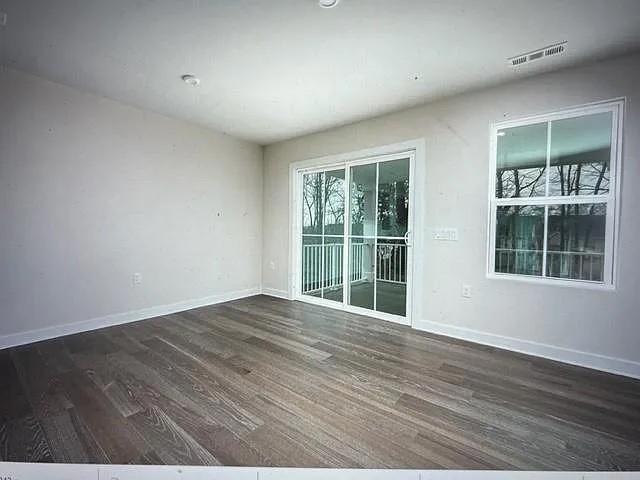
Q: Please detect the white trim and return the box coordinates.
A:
[321,170,326,299]
[545,119,552,196]
[414,319,640,380]
[261,287,291,300]
[292,292,411,326]
[290,140,425,171]
[487,99,624,290]
[0,287,261,350]
[342,164,351,307]
[0,462,604,479]
[346,302,411,326]
[610,100,624,287]
[291,169,302,300]
[486,271,616,291]
[491,98,625,130]
[373,161,380,311]
[494,195,610,206]
[405,151,416,326]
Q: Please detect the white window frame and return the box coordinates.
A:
[486,99,624,290]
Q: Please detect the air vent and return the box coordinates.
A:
[545,44,565,56]
[511,55,528,66]
[508,42,567,67]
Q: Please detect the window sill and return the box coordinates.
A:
[486,272,616,291]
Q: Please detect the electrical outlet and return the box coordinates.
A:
[461,284,472,298]
[132,273,142,286]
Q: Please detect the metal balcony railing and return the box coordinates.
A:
[302,243,407,294]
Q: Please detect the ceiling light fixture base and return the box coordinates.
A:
[181,74,200,86]
[319,0,340,9]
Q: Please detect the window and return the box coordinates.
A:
[488,100,623,288]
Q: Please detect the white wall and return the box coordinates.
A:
[262,53,640,377]
[0,68,263,344]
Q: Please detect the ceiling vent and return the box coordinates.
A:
[508,42,567,67]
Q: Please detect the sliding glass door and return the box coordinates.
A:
[298,151,413,325]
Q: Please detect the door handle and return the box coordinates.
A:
[404,230,412,247]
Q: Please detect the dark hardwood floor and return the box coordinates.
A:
[1,295,639,469]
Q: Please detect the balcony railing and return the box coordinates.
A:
[376,243,407,284]
[495,248,604,282]
[302,243,407,294]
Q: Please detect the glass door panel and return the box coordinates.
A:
[301,235,322,297]
[378,158,409,237]
[349,163,377,236]
[301,169,345,303]
[348,237,375,310]
[302,172,323,235]
[348,162,377,310]
[376,239,407,316]
[324,169,345,234]
[323,236,344,302]
[347,157,411,318]
[301,170,324,299]
[321,169,346,302]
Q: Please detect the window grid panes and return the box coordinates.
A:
[490,102,620,286]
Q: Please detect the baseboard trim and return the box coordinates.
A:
[0,287,261,350]
[414,319,640,380]
[261,287,291,300]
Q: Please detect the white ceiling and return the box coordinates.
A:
[1,0,640,145]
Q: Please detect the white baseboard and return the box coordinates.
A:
[0,461,612,480]
[5,287,637,381]
[414,319,640,380]
[261,287,291,300]
[0,287,261,350]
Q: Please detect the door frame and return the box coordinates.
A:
[288,139,426,328]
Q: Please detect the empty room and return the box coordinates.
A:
[1,1,639,479]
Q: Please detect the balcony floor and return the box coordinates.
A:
[305,280,407,317]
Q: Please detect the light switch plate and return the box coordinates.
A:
[433,228,458,241]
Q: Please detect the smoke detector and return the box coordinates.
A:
[319,0,340,8]
[508,42,567,67]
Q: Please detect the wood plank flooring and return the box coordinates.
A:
[1,295,639,469]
